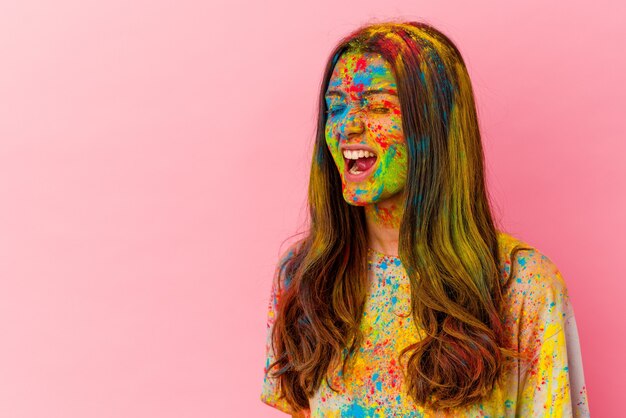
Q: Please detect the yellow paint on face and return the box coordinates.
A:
[324,51,408,206]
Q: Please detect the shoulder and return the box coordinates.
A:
[497,230,568,297]
[496,231,570,318]
[268,239,307,310]
[497,232,572,348]
[273,240,305,290]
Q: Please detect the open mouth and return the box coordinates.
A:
[342,148,378,177]
[345,155,377,174]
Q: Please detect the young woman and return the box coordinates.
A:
[260,21,589,417]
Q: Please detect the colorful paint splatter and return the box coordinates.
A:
[260,231,590,417]
[324,51,408,210]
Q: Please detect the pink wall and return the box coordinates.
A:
[0,0,623,417]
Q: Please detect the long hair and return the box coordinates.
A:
[266,20,532,411]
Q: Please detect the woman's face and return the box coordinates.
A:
[324,51,408,206]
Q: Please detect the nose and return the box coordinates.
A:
[339,109,365,139]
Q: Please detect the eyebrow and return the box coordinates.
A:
[324,88,398,99]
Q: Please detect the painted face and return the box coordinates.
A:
[324,51,408,206]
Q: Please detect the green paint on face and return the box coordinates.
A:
[324,51,408,207]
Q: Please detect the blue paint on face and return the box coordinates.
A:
[324,51,408,207]
[371,185,384,201]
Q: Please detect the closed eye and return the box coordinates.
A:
[326,106,346,116]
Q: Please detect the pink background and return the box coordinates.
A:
[0,0,623,417]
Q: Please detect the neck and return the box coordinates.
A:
[364,190,405,257]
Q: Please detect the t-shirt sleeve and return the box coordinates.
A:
[260,246,298,415]
[515,251,590,417]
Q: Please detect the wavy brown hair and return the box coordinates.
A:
[265,20,533,412]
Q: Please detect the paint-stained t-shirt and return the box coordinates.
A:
[260,231,590,417]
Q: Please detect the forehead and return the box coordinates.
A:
[326,51,396,97]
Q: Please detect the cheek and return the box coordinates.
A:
[377,143,408,184]
[324,121,333,141]
[370,116,404,149]
[324,122,343,165]
[325,122,338,149]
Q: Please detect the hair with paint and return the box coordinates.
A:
[265,20,533,412]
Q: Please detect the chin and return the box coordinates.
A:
[343,194,376,207]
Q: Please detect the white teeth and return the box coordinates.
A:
[342,149,376,159]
